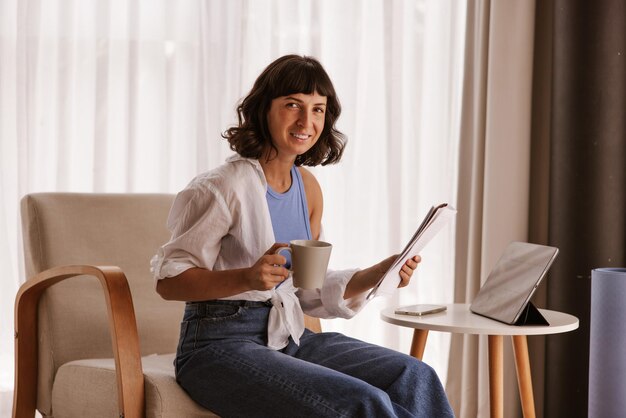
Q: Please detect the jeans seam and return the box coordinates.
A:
[177,321,189,355]
[192,319,199,351]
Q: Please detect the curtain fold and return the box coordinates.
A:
[446,1,490,415]
[526,1,557,416]
[535,1,626,416]
[0,2,466,416]
[446,1,537,416]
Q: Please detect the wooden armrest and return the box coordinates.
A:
[13,265,144,418]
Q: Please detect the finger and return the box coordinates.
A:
[260,274,288,290]
[400,260,417,277]
[405,256,421,268]
[261,263,289,277]
[272,266,290,278]
[265,242,289,255]
[255,268,289,289]
[398,270,411,287]
[265,253,288,266]
[404,256,420,270]
[405,259,418,270]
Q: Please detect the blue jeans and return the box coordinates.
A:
[175,300,454,418]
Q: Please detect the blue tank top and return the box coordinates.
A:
[266,166,312,267]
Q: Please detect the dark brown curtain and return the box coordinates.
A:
[531,0,625,417]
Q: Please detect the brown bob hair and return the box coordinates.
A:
[222,55,346,166]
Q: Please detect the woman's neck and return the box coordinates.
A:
[259,151,296,193]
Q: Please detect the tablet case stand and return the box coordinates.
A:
[514,301,549,326]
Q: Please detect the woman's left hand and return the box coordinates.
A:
[344,254,421,299]
[398,255,421,288]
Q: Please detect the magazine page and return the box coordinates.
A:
[367,204,457,299]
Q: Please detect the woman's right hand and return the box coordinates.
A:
[245,243,291,290]
[157,243,291,301]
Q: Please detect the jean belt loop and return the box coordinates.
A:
[196,301,205,316]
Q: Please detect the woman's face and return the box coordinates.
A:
[266,92,327,160]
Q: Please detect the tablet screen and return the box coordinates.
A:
[470,242,558,324]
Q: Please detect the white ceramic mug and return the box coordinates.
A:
[275,240,332,289]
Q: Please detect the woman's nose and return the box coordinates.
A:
[297,110,312,128]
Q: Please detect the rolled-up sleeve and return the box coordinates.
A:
[151,183,232,281]
[296,268,368,319]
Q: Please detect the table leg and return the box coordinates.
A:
[410,329,429,360]
[488,335,504,418]
[512,335,536,418]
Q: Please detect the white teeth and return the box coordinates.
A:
[291,133,309,140]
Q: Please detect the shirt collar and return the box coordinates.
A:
[226,154,267,186]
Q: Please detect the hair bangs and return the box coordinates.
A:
[272,60,336,99]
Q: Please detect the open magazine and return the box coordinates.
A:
[367,203,457,299]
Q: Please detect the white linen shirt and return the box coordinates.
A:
[151,154,367,349]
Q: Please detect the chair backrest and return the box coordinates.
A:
[21,193,183,414]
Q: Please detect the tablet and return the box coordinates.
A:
[470,241,558,325]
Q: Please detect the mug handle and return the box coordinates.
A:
[274,246,292,270]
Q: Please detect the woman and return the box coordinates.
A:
[152,55,453,418]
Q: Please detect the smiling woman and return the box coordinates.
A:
[152,54,454,417]
[0,1,466,416]
[266,93,327,166]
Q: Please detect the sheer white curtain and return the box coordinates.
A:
[446,1,537,416]
[0,0,465,414]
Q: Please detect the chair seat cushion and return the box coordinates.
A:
[51,353,219,418]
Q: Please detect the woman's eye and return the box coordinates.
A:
[286,103,299,109]
[314,107,325,114]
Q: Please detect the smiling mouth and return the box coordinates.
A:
[290,133,311,141]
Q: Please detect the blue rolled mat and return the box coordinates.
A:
[589,267,626,418]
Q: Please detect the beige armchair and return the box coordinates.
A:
[12,192,322,418]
